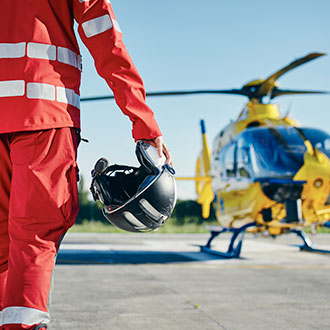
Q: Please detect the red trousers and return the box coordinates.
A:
[0,128,79,330]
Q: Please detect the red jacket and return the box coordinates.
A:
[0,0,161,141]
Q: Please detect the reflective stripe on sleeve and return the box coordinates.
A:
[27,42,56,61]
[0,80,25,97]
[27,82,56,101]
[2,306,50,326]
[112,19,122,33]
[0,311,2,326]
[82,15,113,38]
[57,86,80,109]
[0,42,26,59]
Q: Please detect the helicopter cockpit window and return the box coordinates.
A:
[300,127,330,158]
[217,149,226,178]
[224,142,236,177]
[247,127,306,179]
[236,138,251,178]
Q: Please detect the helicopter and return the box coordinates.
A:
[81,52,330,258]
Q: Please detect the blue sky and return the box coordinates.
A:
[77,0,330,199]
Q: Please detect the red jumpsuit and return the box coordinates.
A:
[0,1,161,329]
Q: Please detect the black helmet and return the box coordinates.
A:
[90,141,177,232]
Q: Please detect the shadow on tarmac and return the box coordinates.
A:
[56,249,222,264]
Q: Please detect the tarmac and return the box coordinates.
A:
[49,232,330,330]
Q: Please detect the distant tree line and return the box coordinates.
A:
[76,176,216,225]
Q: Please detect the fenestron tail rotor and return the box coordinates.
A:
[81,52,329,104]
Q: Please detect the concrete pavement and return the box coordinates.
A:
[49,233,330,330]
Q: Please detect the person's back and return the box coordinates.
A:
[0,0,81,133]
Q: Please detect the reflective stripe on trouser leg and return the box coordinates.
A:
[2,307,50,326]
[2,128,79,329]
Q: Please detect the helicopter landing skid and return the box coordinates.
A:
[291,228,330,254]
[200,222,257,258]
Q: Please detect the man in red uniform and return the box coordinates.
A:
[0,1,171,329]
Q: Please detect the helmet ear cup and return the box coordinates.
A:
[94,157,109,175]
[93,175,114,206]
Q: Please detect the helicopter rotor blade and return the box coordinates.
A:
[146,89,248,97]
[80,89,251,102]
[258,52,326,98]
[80,95,115,102]
[271,88,330,99]
[80,53,328,103]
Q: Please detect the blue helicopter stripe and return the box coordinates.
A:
[254,178,307,185]
[324,221,330,228]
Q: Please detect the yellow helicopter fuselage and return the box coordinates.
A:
[174,53,330,237]
[205,101,330,235]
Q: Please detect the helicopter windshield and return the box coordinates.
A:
[246,126,306,179]
[300,127,330,158]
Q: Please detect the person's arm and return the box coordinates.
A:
[73,0,171,163]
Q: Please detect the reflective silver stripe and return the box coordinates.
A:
[57,86,80,109]
[0,42,26,59]
[0,80,79,108]
[2,307,50,326]
[0,80,25,97]
[27,42,56,60]
[77,54,82,71]
[58,47,77,68]
[112,19,122,33]
[0,43,80,70]
[139,199,164,221]
[82,15,113,38]
[0,311,2,326]
[27,82,55,101]
[122,211,147,230]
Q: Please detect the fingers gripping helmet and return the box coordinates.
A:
[90,141,177,232]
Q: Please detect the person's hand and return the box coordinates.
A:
[142,136,173,167]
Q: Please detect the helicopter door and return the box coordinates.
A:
[234,138,256,220]
[218,137,257,226]
[217,141,239,223]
